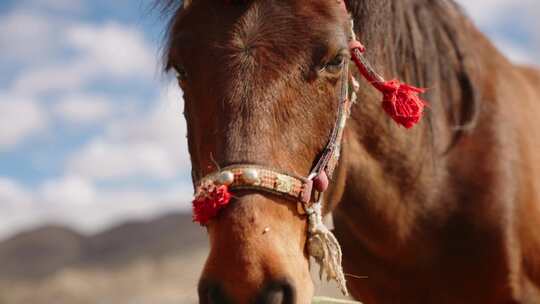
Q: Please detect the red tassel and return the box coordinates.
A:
[192,184,232,225]
[350,43,427,128]
[376,80,427,129]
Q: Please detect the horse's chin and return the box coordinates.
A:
[198,193,314,304]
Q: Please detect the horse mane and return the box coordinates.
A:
[346,0,483,148]
[158,0,483,147]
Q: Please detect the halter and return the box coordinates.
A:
[189,1,427,296]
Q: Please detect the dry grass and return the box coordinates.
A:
[0,248,206,304]
[0,249,351,304]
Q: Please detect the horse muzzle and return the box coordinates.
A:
[199,278,297,304]
[197,194,314,304]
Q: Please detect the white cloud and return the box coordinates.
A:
[24,0,84,13]
[0,11,58,63]
[0,95,48,150]
[493,39,537,65]
[0,174,193,241]
[0,177,34,210]
[67,83,189,181]
[53,93,115,125]
[40,175,97,206]
[457,0,513,26]
[12,62,93,97]
[457,0,539,27]
[62,181,193,232]
[6,18,157,96]
[66,22,157,77]
[456,0,540,65]
[69,139,180,180]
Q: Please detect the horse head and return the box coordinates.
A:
[165,0,354,302]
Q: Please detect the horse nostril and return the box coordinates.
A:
[198,280,232,304]
[257,280,296,304]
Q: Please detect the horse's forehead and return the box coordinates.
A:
[169,0,349,102]
[172,0,346,52]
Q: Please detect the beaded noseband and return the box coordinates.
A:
[189,0,427,296]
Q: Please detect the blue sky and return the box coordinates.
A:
[0,0,539,240]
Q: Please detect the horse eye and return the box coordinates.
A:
[174,65,188,83]
[323,54,346,74]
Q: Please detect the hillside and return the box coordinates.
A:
[0,212,342,304]
[0,213,207,304]
[0,213,206,281]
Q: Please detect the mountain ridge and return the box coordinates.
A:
[0,212,206,280]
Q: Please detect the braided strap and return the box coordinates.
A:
[196,165,313,203]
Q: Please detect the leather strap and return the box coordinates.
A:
[310,57,351,181]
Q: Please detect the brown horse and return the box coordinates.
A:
[161,0,540,303]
